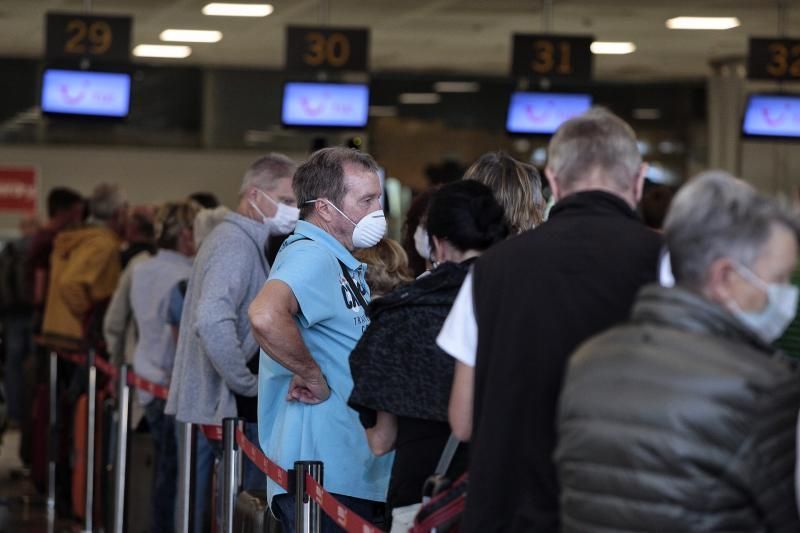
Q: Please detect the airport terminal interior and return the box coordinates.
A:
[1,1,800,532]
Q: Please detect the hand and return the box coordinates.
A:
[286,373,331,404]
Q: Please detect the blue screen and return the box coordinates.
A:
[742,94,800,138]
[41,69,131,117]
[506,92,592,134]
[282,82,369,128]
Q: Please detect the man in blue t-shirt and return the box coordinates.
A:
[249,146,392,532]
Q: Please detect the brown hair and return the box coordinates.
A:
[354,238,413,298]
[463,152,545,234]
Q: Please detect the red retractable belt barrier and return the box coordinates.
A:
[52,349,388,533]
[236,429,290,492]
[304,473,384,533]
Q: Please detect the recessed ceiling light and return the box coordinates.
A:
[133,44,192,58]
[202,3,274,17]
[160,29,223,43]
[433,81,480,93]
[398,93,441,105]
[590,42,636,55]
[666,17,740,30]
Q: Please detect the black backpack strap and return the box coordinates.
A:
[338,259,369,311]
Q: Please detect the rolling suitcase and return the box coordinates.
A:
[233,490,282,533]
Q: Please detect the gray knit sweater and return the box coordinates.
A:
[165,212,270,425]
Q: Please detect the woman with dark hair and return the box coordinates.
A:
[348,180,509,531]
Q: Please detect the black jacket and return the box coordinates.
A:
[557,285,800,533]
[467,190,662,533]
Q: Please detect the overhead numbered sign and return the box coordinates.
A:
[286,26,369,72]
[511,33,593,81]
[748,37,800,81]
[45,12,132,62]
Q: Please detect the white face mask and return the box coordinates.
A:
[728,263,799,343]
[250,190,299,236]
[414,225,431,260]
[308,199,386,248]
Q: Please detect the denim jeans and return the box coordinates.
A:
[2,314,32,422]
[272,493,383,533]
[144,398,178,533]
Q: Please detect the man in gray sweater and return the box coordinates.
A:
[166,153,298,524]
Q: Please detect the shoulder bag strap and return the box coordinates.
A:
[434,433,461,476]
[337,259,369,311]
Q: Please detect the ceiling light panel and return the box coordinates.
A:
[202,3,274,17]
[133,44,192,58]
[590,42,636,55]
[160,29,223,43]
[666,17,740,30]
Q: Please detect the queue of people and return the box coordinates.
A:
[2,105,800,533]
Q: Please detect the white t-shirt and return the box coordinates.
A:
[436,270,478,367]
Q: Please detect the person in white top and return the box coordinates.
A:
[130,201,199,533]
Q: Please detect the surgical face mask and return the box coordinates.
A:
[414,225,431,260]
[250,190,299,236]
[308,199,386,248]
[728,263,799,343]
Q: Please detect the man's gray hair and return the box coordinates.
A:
[239,153,297,195]
[89,183,126,221]
[547,107,642,192]
[664,170,800,289]
[294,147,380,219]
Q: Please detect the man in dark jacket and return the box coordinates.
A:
[442,108,662,532]
[556,172,800,532]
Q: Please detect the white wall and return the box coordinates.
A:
[0,143,306,236]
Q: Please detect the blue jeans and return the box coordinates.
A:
[144,399,178,533]
[193,426,214,533]
[272,493,382,533]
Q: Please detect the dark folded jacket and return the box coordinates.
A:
[348,260,471,427]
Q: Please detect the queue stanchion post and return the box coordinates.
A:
[83,348,97,533]
[47,350,58,533]
[222,418,242,533]
[176,421,197,533]
[112,364,131,533]
[295,461,323,533]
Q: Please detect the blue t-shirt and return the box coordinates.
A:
[258,220,393,503]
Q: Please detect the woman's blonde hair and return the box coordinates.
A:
[354,238,414,298]
[463,151,545,234]
[155,201,200,250]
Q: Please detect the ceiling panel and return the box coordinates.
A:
[0,0,798,79]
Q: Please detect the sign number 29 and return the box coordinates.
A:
[65,19,112,55]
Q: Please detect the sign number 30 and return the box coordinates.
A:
[304,32,351,67]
